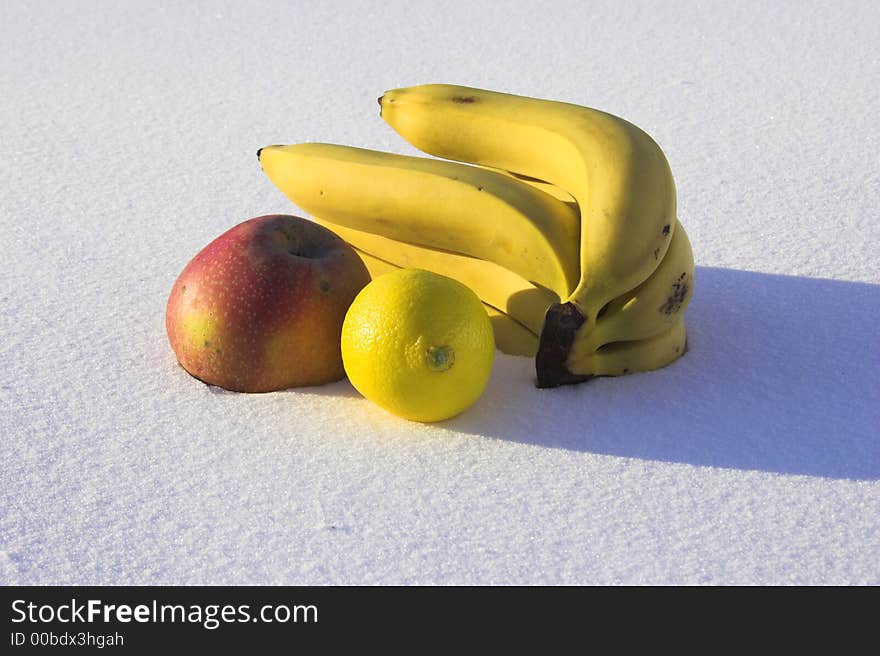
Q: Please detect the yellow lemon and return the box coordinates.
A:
[341,268,495,422]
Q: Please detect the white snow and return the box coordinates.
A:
[1,0,878,584]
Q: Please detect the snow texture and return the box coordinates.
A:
[1,0,878,585]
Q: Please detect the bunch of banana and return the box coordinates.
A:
[258,84,693,387]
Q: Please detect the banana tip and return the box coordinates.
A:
[257,145,286,161]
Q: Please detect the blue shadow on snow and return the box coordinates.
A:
[447,267,880,481]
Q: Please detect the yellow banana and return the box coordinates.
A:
[258,142,580,298]
[311,216,558,335]
[578,318,687,377]
[355,248,539,357]
[379,84,679,387]
[484,309,539,358]
[582,219,694,352]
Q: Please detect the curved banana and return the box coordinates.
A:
[258,142,580,298]
[379,84,678,387]
[311,216,558,335]
[577,318,687,377]
[583,219,694,351]
[355,248,539,357]
[484,309,539,358]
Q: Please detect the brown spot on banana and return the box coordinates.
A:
[658,275,689,315]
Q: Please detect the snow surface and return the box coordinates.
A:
[1,0,878,585]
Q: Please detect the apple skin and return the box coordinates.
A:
[166,214,371,392]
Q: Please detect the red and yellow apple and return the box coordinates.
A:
[165,214,370,392]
